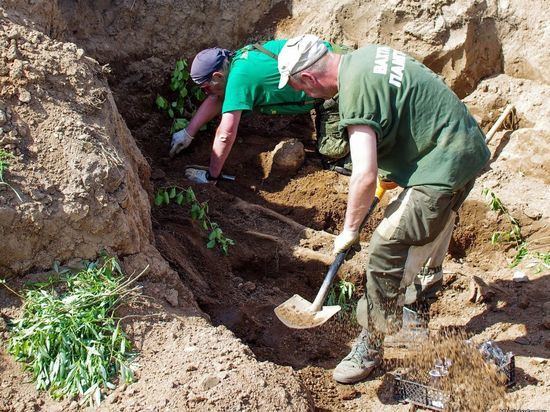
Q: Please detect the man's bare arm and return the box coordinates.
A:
[209,110,242,177]
[344,124,378,231]
[186,95,223,136]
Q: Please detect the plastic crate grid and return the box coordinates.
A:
[393,354,515,411]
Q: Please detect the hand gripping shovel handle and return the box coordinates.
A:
[309,185,386,312]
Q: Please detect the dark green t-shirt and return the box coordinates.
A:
[338,45,490,192]
[223,40,317,115]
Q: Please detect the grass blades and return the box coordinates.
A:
[6,255,143,406]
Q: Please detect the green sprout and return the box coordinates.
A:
[482,188,548,270]
[155,186,235,255]
[327,279,357,319]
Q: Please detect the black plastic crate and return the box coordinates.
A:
[393,354,515,411]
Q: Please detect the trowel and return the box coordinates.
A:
[275,185,386,329]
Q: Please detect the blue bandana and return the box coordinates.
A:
[190,48,232,84]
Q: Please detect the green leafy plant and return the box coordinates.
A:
[0,148,22,202]
[2,255,145,406]
[155,59,206,134]
[481,188,549,269]
[327,279,357,319]
[531,252,550,273]
[482,188,523,246]
[155,186,235,255]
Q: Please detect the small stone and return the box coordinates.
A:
[200,375,220,391]
[542,316,550,330]
[18,89,31,103]
[164,288,179,307]
[523,205,542,220]
[338,386,359,400]
[512,270,528,283]
[514,336,530,345]
[543,301,550,316]
[0,109,6,126]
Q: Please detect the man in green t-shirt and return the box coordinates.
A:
[278,35,490,384]
[170,39,352,182]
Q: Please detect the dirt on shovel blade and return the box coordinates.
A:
[276,305,319,328]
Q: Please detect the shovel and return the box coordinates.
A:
[274,185,386,329]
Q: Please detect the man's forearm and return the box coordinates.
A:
[345,172,377,231]
[343,124,379,231]
[186,95,223,136]
[209,111,242,177]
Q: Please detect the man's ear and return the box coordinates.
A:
[300,71,317,87]
[211,71,225,82]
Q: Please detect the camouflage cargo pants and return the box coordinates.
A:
[356,179,475,340]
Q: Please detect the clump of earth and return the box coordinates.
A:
[0,1,548,411]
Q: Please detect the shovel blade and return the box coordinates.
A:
[274,294,341,329]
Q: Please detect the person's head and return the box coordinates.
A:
[277,34,339,99]
[190,47,232,97]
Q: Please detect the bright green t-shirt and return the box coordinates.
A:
[222,40,319,115]
[338,45,490,192]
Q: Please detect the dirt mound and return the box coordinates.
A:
[0,16,153,276]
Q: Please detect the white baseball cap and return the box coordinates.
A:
[278,34,328,89]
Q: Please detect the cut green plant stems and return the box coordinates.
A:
[4,255,145,406]
[155,58,206,134]
[155,186,235,255]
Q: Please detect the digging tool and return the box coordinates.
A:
[184,165,236,181]
[275,184,386,329]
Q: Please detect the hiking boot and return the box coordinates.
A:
[333,331,382,384]
[384,306,429,348]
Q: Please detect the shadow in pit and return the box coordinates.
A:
[464,273,549,361]
[201,251,358,369]
[153,200,362,372]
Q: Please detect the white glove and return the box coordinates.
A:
[184,167,216,184]
[169,128,194,157]
[333,229,359,254]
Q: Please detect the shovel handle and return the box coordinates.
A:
[310,192,384,312]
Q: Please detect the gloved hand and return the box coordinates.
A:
[333,228,360,254]
[169,128,194,157]
[184,167,217,184]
